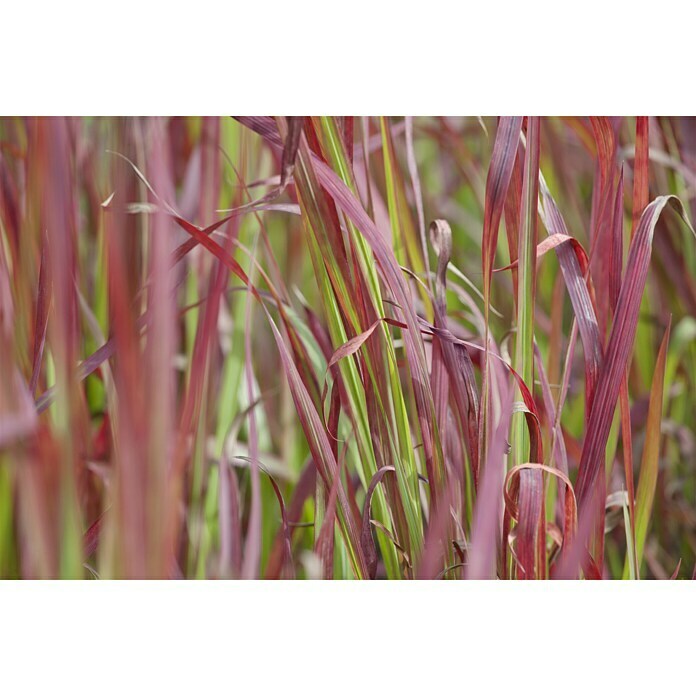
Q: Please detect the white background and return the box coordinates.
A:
[1,582,695,693]
[2,1,692,115]
[2,1,695,694]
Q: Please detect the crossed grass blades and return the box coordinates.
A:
[1,117,695,579]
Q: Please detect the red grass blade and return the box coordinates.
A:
[482,117,524,308]
[493,233,589,274]
[29,241,50,395]
[632,117,650,237]
[516,469,544,579]
[540,178,603,409]
[575,197,693,511]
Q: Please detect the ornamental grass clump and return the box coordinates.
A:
[0,116,694,579]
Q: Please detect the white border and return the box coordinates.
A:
[1,1,693,114]
[1,581,694,694]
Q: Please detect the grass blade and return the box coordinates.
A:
[629,320,671,577]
